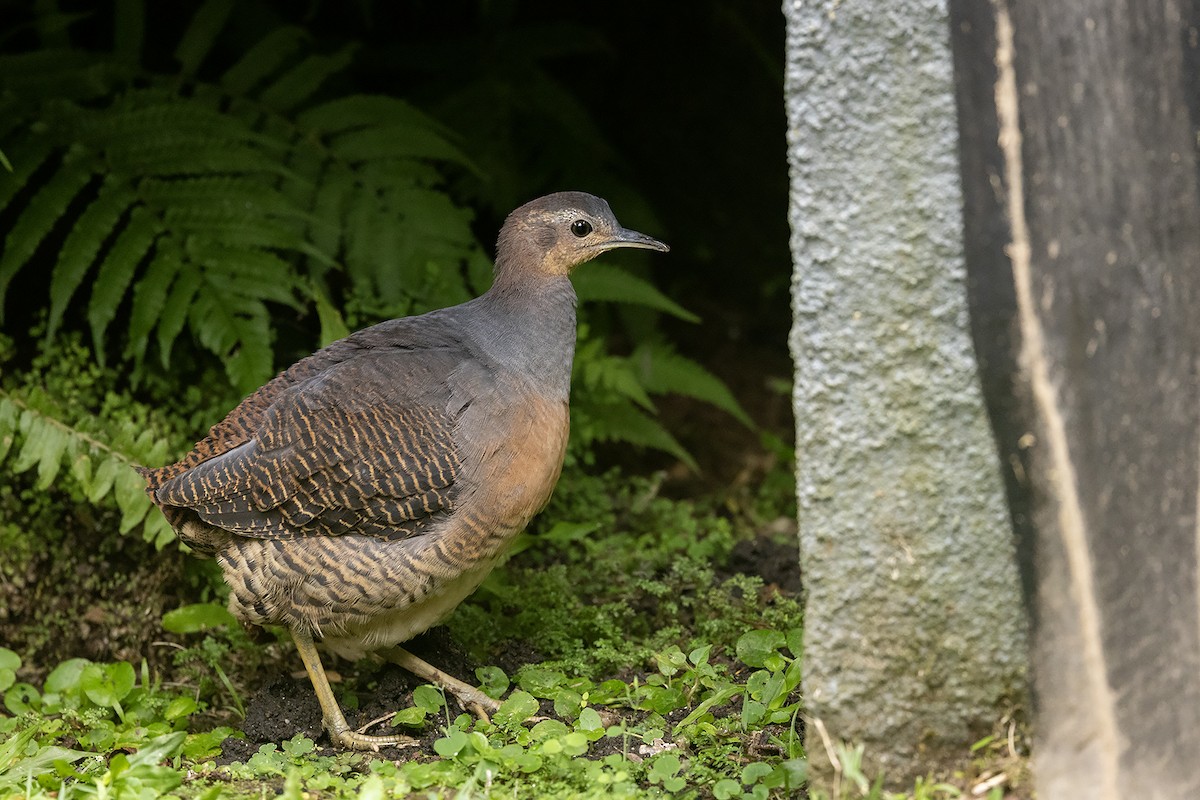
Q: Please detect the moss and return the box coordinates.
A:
[449,468,801,677]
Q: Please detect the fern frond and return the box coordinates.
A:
[156,267,201,366]
[572,263,700,322]
[0,161,95,315]
[298,95,439,135]
[88,207,161,356]
[162,208,304,251]
[575,341,655,412]
[0,390,176,547]
[125,249,180,366]
[0,49,110,99]
[114,464,150,533]
[187,287,273,392]
[0,137,57,220]
[344,183,385,289]
[220,26,308,95]
[575,400,697,471]
[331,124,476,169]
[258,47,357,113]
[173,0,233,77]
[45,181,135,339]
[307,163,355,272]
[95,95,278,143]
[312,285,350,346]
[633,343,753,427]
[96,101,290,178]
[138,175,302,219]
[0,396,16,463]
[187,242,303,310]
[8,407,69,489]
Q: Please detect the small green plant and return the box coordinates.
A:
[0,647,232,798]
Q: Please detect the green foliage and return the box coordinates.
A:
[0,1,750,537]
[0,1,485,393]
[446,469,800,679]
[0,331,195,547]
[0,647,234,798]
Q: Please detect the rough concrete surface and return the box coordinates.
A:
[783,0,1026,785]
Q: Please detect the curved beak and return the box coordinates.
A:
[595,226,670,254]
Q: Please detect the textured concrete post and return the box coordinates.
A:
[950,2,1200,797]
[784,0,1026,786]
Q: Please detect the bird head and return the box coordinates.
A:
[495,191,669,279]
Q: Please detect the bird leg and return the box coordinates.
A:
[381,646,502,721]
[291,628,418,751]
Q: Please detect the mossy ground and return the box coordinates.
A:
[0,460,1030,799]
[0,339,1029,799]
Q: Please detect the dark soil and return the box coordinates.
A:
[0,497,197,685]
[724,535,801,597]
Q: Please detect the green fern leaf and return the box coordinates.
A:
[188,288,273,391]
[572,263,699,322]
[165,209,305,251]
[98,101,290,176]
[34,421,68,491]
[88,207,161,356]
[115,465,151,534]
[139,175,300,219]
[298,95,438,135]
[344,186,385,287]
[70,448,93,490]
[118,139,289,179]
[313,285,350,346]
[87,455,119,505]
[187,242,303,309]
[0,49,104,99]
[0,138,54,213]
[156,265,202,366]
[307,164,355,269]
[0,397,18,464]
[221,26,308,95]
[141,511,176,549]
[578,401,697,471]
[0,162,95,315]
[125,248,180,366]
[633,343,753,427]
[578,352,655,411]
[258,46,357,113]
[174,0,233,77]
[12,412,68,489]
[11,411,44,475]
[45,181,134,339]
[391,186,477,247]
[331,125,475,169]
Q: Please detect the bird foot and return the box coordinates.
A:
[382,646,504,721]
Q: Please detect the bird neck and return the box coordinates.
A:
[470,273,578,398]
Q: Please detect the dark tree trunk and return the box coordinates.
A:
[949,1,1200,797]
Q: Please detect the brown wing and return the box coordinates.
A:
[147,344,469,545]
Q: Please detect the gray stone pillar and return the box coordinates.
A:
[783,0,1026,786]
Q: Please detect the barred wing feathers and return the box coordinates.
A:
[146,323,473,545]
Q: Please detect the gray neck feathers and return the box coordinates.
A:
[459,272,578,400]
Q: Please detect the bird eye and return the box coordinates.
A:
[570,219,593,238]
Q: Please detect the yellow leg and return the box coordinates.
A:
[291,628,417,751]
[382,646,502,720]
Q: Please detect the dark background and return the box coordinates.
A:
[4,0,794,485]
